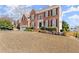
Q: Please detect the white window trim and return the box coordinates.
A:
[52,8,56,16]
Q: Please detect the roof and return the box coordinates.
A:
[36,5,59,14]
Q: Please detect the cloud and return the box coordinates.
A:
[68,14,79,27]
[62,6,79,16]
[68,14,79,20]
[62,6,79,27]
[0,5,32,20]
[0,5,49,20]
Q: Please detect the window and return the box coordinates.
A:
[51,20,52,26]
[45,11,48,17]
[44,12,45,17]
[40,15,42,19]
[51,10,52,16]
[56,8,58,15]
[52,8,56,16]
[48,10,50,16]
[43,21,45,27]
[52,19,56,27]
[31,22,34,27]
[45,20,48,28]
[50,19,57,27]
[38,14,43,20]
[48,20,49,27]
[56,19,58,27]
[31,14,34,20]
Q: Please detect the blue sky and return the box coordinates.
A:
[61,5,79,28]
[0,5,79,28]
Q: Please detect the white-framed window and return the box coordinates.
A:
[52,8,56,16]
[52,19,56,27]
[31,14,34,20]
[45,20,48,28]
[38,14,43,20]
[44,12,46,17]
[50,10,52,16]
[40,15,42,19]
[31,21,34,27]
[45,11,48,17]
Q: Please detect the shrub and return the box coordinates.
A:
[75,32,79,38]
[46,27,56,32]
[25,27,34,32]
[40,27,45,30]
[40,27,56,32]
[0,19,13,30]
[62,21,70,32]
[26,29,33,32]
[26,27,34,29]
[39,30,47,33]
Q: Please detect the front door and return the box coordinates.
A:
[39,22,42,28]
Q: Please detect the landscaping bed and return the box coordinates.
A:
[39,27,59,35]
[24,27,34,32]
[64,32,79,38]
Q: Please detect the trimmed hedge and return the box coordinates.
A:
[40,27,56,32]
[24,27,34,32]
[40,27,45,30]
[39,30,47,33]
[46,27,56,32]
[26,27,34,29]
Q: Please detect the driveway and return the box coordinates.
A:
[0,31,79,52]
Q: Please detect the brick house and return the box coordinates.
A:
[17,14,30,30]
[17,5,62,32]
[30,5,62,32]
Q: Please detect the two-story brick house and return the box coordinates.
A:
[30,5,62,32]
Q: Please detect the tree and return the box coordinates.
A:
[62,21,70,32]
[0,18,13,30]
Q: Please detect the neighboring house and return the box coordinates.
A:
[17,14,30,31]
[30,5,62,32]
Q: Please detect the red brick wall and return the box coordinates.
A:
[20,14,28,25]
[30,7,59,31]
[30,9,38,29]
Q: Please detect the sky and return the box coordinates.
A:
[62,5,79,28]
[0,5,79,28]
